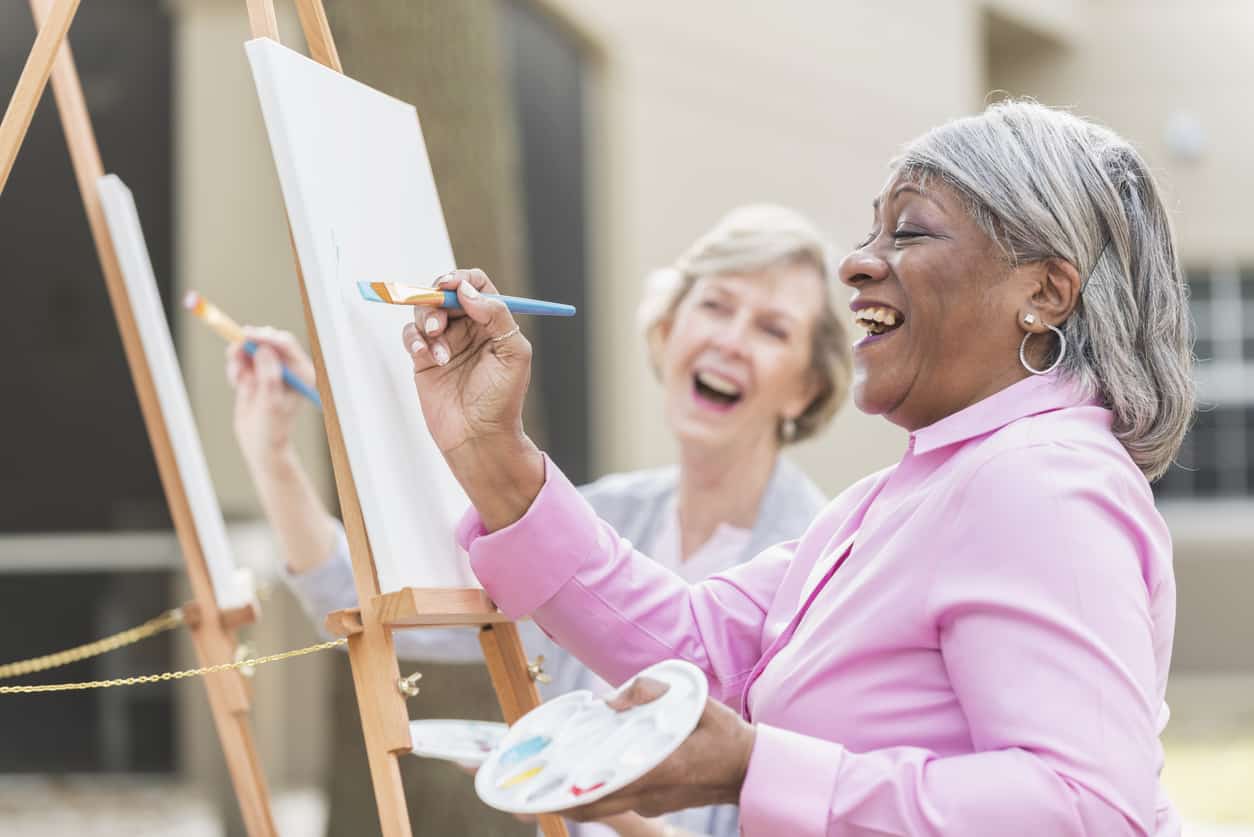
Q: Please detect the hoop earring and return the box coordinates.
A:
[1019,322,1067,375]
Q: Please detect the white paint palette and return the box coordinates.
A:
[409,720,508,767]
[475,660,708,815]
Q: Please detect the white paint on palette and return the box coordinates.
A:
[245,38,475,592]
[97,174,252,609]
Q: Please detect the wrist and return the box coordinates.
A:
[243,442,299,482]
[721,721,756,805]
[445,433,544,532]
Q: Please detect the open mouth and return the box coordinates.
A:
[692,369,743,408]
[854,305,905,339]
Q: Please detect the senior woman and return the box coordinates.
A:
[227,205,851,837]
[401,100,1194,836]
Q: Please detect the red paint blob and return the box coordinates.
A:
[570,782,606,797]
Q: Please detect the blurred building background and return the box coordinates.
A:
[0,0,1250,834]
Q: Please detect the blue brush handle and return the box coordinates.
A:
[440,290,576,317]
[243,340,323,410]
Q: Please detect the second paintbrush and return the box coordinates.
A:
[358,282,576,317]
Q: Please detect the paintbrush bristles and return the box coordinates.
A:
[184,290,245,343]
[369,282,446,306]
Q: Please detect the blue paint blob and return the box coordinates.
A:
[499,735,551,768]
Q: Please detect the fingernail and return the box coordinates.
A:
[434,344,449,366]
[462,282,480,299]
[409,340,425,355]
[425,317,439,335]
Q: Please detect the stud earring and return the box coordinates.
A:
[1023,313,1037,326]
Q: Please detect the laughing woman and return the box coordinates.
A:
[403,101,1194,836]
[227,205,852,837]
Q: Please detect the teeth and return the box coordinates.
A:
[696,370,742,397]
[854,306,902,328]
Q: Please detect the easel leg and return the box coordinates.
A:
[346,629,415,837]
[0,0,78,193]
[188,624,278,837]
[480,624,570,837]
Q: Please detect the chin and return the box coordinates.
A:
[851,376,899,418]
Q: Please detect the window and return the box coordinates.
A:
[1155,267,1254,499]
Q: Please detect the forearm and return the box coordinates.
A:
[461,456,788,703]
[444,432,544,532]
[245,447,338,574]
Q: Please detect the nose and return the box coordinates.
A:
[711,310,753,358]
[838,246,889,289]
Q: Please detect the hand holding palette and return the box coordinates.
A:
[474,659,709,815]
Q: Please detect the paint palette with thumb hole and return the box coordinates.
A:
[475,659,709,815]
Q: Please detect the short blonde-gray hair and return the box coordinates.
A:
[637,204,852,445]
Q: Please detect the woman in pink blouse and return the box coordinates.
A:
[399,101,1195,836]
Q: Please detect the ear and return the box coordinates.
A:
[645,314,674,377]
[1026,257,1082,328]
[781,365,823,424]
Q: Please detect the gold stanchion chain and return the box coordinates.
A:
[0,608,186,680]
[0,638,347,694]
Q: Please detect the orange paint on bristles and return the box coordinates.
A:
[183,289,245,344]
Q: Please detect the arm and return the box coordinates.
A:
[227,327,338,574]
[460,457,795,703]
[228,328,486,663]
[737,447,1165,836]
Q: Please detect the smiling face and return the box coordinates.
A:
[658,266,824,453]
[838,172,1037,430]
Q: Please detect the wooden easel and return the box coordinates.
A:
[242,2,568,836]
[0,1,276,835]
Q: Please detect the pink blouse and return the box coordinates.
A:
[458,373,1180,836]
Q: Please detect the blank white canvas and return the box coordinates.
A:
[97,174,251,609]
[245,38,476,592]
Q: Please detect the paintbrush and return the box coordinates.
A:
[183,290,323,409]
[358,282,576,317]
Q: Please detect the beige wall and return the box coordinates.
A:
[987,0,1254,265]
[541,1,996,496]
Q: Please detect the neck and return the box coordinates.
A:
[895,363,1029,431]
[675,432,778,561]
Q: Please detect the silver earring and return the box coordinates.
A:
[1019,322,1067,375]
[780,417,797,442]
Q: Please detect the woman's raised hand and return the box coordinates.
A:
[226,326,316,470]
[401,269,545,530]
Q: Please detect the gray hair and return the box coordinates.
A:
[638,204,852,445]
[895,100,1194,480]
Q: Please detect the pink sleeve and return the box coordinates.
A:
[739,445,1165,836]
[459,456,793,702]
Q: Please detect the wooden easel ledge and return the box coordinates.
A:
[327,588,508,637]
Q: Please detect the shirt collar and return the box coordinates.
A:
[910,372,1099,456]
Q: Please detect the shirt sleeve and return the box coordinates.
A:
[281,522,486,664]
[739,444,1166,836]
[460,456,795,704]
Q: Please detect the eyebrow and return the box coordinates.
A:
[871,183,947,215]
[702,282,802,323]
